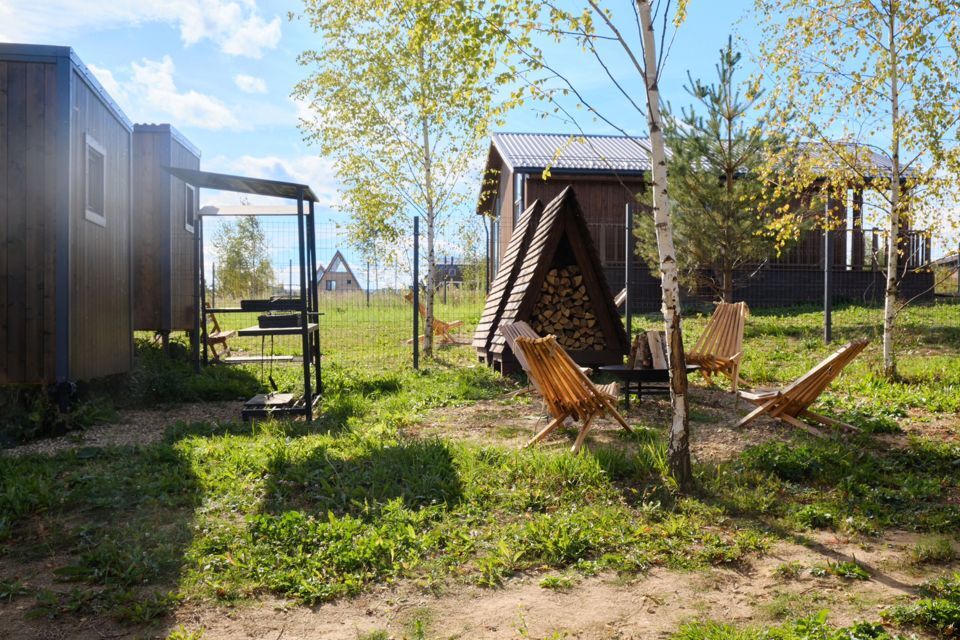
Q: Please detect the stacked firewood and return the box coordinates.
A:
[531,265,606,351]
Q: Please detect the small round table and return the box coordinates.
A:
[598,364,700,408]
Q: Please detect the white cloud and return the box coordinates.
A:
[131,56,239,129]
[87,63,127,102]
[234,74,267,94]
[2,1,281,58]
[96,55,239,130]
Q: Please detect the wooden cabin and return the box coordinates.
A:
[318,251,361,293]
[132,124,201,335]
[478,132,933,310]
[0,44,134,386]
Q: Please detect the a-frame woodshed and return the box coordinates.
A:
[486,187,629,372]
[472,200,544,363]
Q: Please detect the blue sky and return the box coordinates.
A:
[1,0,767,285]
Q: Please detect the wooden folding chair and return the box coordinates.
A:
[736,339,868,436]
[205,312,237,363]
[404,291,464,345]
[515,335,631,453]
[687,301,750,396]
[499,321,596,394]
[614,287,627,310]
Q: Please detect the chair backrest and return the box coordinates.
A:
[403,290,427,318]
[514,335,603,418]
[689,301,749,361]
[206,312,222,333]
[614,287,627,309]
[779,339,868,414]
[498,321,541,377]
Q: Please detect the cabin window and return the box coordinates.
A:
[185,184,196,233]
[490,216,500,272]
[326,280,336,291]
[84,134,106,227]
[513,172,525,225]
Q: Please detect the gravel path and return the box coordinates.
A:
[4,402,240,457]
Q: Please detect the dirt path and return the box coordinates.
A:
[5,530,944,640]
[6,402,239,457]
[160,532,943,639]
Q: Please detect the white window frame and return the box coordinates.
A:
[84,133,107,227]
[184,184,196,234]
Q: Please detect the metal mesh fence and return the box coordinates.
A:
[203,214,486,379]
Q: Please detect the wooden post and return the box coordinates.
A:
[852,189,864,269]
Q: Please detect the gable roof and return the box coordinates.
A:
[318,250,359,281]
[473,200,545,358]
[487,187,629,364]
[492,132,654,174]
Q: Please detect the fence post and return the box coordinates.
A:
[823,206,833,344]
[366,260,371,307]
[625,203,633,339]
[413,216,420,370]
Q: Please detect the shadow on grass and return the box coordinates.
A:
[262,438,463,519]
[0,441,201,629]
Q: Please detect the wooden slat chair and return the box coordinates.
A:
[403,291,465,345]
[499,321,596,393]
[736,339,868,436]
[686,301,750,396]
[515,335,632,453]
[205,312,237,363]
[614,287,627,310]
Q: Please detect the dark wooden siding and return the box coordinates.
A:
[132,129,166,330]
[0,59,59,384]
[169,137,199,330]
[133,129,200,332]
[68,68,132,380]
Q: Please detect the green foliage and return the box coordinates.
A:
[910,538,957,566]
[675,610,896,640]
[123,338,261,406]
[884,573,960,635]
[635,37,792,300]
[539,574,575,591]
[211,217,275,299]
[0,387,117,447]
[165,626,205,640]
[293,0,524,356]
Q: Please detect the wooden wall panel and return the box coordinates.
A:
[68,69,132,380]
[170,137,199,331]
[0,59,59,384]
[132,130,165,330]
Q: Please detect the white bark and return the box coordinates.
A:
[883,2,900,379]
[422,117,436,358]
[638,0,691,489]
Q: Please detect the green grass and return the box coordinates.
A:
[0,300,958,632]
[674,611,897,639]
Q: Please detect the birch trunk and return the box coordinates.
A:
[883,2,900,379]
[638,0,692,490]
[421,117,436,358]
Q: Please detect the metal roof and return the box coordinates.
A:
[165,167,319,203]
[492,132,653,174]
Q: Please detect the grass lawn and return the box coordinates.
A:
[1,300,958,639]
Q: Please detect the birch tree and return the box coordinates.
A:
[293,0,519,357]
[486,0,692,488]
[755,0,960,378]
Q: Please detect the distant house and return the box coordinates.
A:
[318,250,361,293]
[478,132,933,309]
